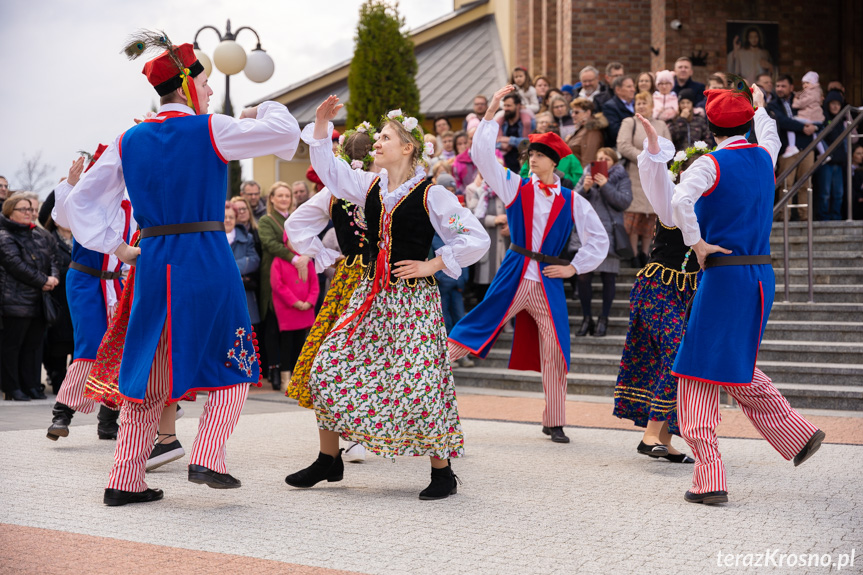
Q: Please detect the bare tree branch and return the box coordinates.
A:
[15,151,55,193]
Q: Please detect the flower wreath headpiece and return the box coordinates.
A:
[668,141,713,182]
[381,109,434,165]
[338,121,377,170]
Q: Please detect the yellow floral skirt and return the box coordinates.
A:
[286,256,365,408]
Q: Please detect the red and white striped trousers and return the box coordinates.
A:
[449,279,568,427]
[56,360,97,414]
[107,323,250,492]
[677,368,819,494]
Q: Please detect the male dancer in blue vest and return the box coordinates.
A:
[448,85,609,443]
[66,35,300,505]
[47,148,133,442]
[670,83,824,505]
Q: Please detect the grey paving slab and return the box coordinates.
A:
[0,405,860,575]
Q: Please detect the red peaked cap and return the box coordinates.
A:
[704,89,755,128]
[527,132,572,166]
[142,43,204,96]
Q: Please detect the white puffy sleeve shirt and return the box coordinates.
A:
[671,107,781,246]
[285,187,341,273]
[65,101,300,254]
[470,118,608,279]
[301,122,490,279]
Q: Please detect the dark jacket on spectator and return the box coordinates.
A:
[46,228,74,343]
[601,97,635,147]
[593,86,614,111]
[668,113,715,151]
[573,163,633,257]
[674,78,706,103]
[768,93,815,156]
[231,225,262,324]
[821,90,848,167]
[0,214,60,317]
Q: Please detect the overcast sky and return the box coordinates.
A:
[0,0,453,196]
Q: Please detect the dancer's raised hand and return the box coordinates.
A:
[635,113,660,155]
[485,85,517,121]
[313,95,343,140]
[66,157,85,186]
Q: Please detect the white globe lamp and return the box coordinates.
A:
[194,48,213,78]
[244,48,275,83]
[213,39,247,76]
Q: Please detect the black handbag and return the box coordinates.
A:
[42,292,59,326]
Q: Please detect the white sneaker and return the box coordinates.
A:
[781,145,800,158]
[343,442,366,463]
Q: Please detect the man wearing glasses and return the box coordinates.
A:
[241,180,267,219]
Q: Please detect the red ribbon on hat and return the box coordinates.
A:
[84,144,109,173]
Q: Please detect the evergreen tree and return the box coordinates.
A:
[347,0,421,127]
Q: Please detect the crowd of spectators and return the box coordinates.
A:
[2,57,861,399]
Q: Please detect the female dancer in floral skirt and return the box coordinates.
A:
[284,96,489,500]
[612,113,705,463]
[285,122,377,463]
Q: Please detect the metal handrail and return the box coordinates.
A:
[773,107,863,303]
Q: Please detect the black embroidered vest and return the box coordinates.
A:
[330,198,368,265]
[363,177,436,285]
[638,219,699,291]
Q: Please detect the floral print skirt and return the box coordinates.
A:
[309,276,464,459]
[287,257,365,409]
[612,271,695,436]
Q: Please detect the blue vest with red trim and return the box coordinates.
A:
[671,144,776,385]
[449,176,573,372]
[117,113,259,402]
[66,201,133,361]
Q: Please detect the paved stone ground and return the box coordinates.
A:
[1,389,860,575]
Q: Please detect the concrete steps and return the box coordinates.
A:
[456,221,863,412]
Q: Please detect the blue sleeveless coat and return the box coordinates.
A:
[448,178,573,372]
[118,113,259,403]
[66,200,132,361]
[671,144,776,385]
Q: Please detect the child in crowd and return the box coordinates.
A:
[439,131,457,161]
[511,66,540,114]
[784,71,826,158]
[270,232,319,390]
[653,70,679,122]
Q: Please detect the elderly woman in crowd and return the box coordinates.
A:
[225,202,261,326]
[230,195,262,256]
[0,193,60,401]
[572,148,632,338]
[618,91,672,267]
[566,97,608,166]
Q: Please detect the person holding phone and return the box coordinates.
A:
[571,148,632,338]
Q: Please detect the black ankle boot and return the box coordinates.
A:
[268,366,280,391]
[97,405,120,440]
[47,402,75,440]
[419,462,459,500]
[285,449,344,488]
[576,316,595,337]
[638,252,649,268]
[593,316,609,337]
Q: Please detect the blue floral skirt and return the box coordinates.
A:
[612,271,696,436]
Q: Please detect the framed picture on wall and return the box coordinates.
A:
[726,21,778,85]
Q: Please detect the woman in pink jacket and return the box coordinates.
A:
[270,232,319,387]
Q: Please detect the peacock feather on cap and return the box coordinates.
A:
[76,150,94,163]
[122,29,185,74]
[724,73,754,106]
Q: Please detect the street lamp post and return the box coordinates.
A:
[193,20,275,197]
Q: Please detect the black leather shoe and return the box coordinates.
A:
[418,462,459,500]
[575,317,595,337]
[268,366,281,391]
[660,452,695,463]
[47,402,75,441]
[188,464,242,489]
[27,388,47,400]
[97,405,120,440]
[103,487,164,506]
[794,429,826,467]
[285,449,344,488]
[684,490,728,505]
[637,440,669,458]
[592,316,608,337]
[542,426,570,443]
[6,390,31,401]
